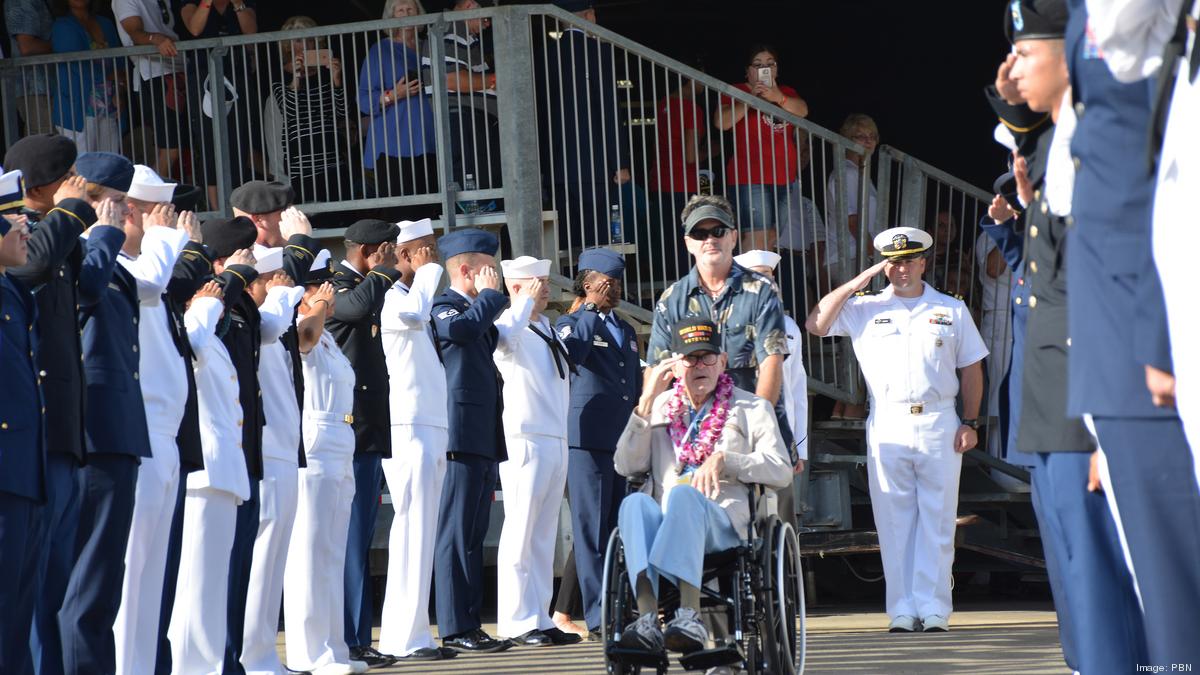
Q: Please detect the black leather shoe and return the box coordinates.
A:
[437,647,459,659]
[542,626,584,646]
[394,647,445,661]
[588,628,603,642]
[348,646,398,668]
[513,629,554,647]
[443,629,515,653]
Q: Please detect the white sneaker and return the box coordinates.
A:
[618,611,664,652]
[663,607,708,654]
[921,615,949,632]
[888,615,919,633]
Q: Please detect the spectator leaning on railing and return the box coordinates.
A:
[50,0,125,154]
[826,113,881,283]
[5,0,56,134]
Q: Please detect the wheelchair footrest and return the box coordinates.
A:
[606,645,670,669]
[678,643,744,671]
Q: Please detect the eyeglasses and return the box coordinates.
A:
[750,61,777,68]
[686,225,733,241]
[850,133,879,143]
[682,352,720,366]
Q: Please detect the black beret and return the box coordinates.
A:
[3,134,77,189]
[202,215,258,259]
[1005,0,1068,44]
[344,218,400,245]
[230,180,294,214]
[76,152,135,192]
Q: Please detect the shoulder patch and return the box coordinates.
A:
[436,308,460,320]
[558,325,572,339]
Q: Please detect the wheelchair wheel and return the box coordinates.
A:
[600,527,641,675]
[769,520,806,674]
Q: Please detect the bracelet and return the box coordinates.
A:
[311,298,329,308]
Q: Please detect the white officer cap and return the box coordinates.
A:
[395,218,435,244]
[309,248,331,271]
[126,164,177,203]
[874,226,933,258]
[733,249,782,270]
[252,244,284,274]
[500,255,551,279]
[0,169,24,214]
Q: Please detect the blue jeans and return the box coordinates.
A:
[733,183,791,232]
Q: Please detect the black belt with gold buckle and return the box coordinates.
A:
[909,404,924,415]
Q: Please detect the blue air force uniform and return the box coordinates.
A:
[431,228,511,644]
[1064,1,1200,666]
[555,248,640,631]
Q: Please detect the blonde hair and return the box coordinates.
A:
[382,0,426,19]
[839,113,879,140]
[279,16,321,63]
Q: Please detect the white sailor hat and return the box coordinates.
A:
[396,218,435,244]
[500,255,551,279]
[310,248,331,271]
[127,164,177,203]
[252,244,284,274]
[874,226,933,258]
[733,249,782,270]
[0,169,24,215]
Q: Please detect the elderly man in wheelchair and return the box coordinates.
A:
[605,318,801,674]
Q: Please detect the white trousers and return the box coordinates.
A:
[241,457,300,675]
[284,444,356,670]
[495,434,569,638]
[169,486,239,675]
[866,405,963,620]
[378,424,448,655]
[114,431,180,675]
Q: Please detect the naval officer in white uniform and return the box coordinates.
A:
[376,218,456,663]
[493,256,581,647]
[805,227,987,633]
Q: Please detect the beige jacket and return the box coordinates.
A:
[614,387,793,539]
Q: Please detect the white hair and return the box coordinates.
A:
[382,0,426,20]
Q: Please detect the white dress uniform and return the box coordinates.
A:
[112,216,189,675]
[826,270,988,622]
[493,257,571,638]
[377,253,450,658]
[170,295,251,674]
[283,329,359,672]
[782,314,809,462]
[241,268,305,675]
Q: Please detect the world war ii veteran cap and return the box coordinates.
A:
[578,247,624,278]
[1005,0,1068,43]
[345,218,401,245]
[438,227,499,260]
[3,134,77,189]
[874,226,933,259]
[202,215,258,259]
[670,318,722,356]
[230,180,294,215]
[76,152,135,192]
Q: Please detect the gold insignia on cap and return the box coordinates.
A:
[892,234,908,251]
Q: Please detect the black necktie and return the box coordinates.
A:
[527,323,574,379]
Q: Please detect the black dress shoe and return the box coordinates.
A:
[395,647,446,661]
[437,646,459,659]
[542,627,583,646]
[588,628,603,642]
[443,629,515,653]
[349,646,398,668]
[513,629,554,647]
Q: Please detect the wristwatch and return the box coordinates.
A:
[583,302,598,313]
[961,418,980,430]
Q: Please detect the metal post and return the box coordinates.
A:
[1,75,19,149]
[876,147,892,230]
[208,46,233,215]
[491,6,544,257]
[428,18,457,230]
[899,155,925,230]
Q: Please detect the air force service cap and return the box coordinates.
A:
[202,215,258,259]
[578,247,624,278]
[76,152,135,192]
[345,218,401,245]
[1005,0,1068,43]
[670,318,722,356]
[874,227,933,259]
[438,227,499,260]
[1,170,26,215]
[230,180,294,215]
[3,134,77,189]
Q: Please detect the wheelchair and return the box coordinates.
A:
[600,483,807,674]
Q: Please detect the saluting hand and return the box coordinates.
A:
[147,202,176,228]
[475,264,500,292]
[54,175,88,204]
[636,355,682,418]
[279,207,312,240]
[93,198,123,229]
[226,247,256,268]
[1013,151,1033,207]
[307,282,335,313]
[267,273,294,290]
[988,194,1016,224]
[193,280,223,301]
[368,242,397,269]
[177,210,202,243]
[850,260,887,292]
[995,53,1023,105]
[518,276,545,299]
[409,245,435,269]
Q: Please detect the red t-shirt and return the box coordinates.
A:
[723,82,801,186]
[650,95,704,193]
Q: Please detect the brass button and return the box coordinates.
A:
[622,395,630,401]
[132,345,138,353]
[3,314,9,321]
[59,270,65,277]
[1074,101,1085,116]
[133,371,139,380]
[1065,215,1075,227]
[1015,297,1023,305]
[1029,261,1038,274]
[39,370,46,377]
[1073,157,1081,170]
[1030,225,1039,239]
[1029,296,1038,308]
[1,422,7,430]
[1033,189,1041,200]
[133,317,138,325]
[1040,201,1048,214]
[238,419,244,427]
[1066,337,1072,347]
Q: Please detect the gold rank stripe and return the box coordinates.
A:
[367,270,395,282]
[998,115,1050,134]
[0,198,24,212]
[46,206,88,229]
[226,268,249,285]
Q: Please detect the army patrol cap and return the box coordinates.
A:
[76,152,135,192]
[202,215,258,259]
[3,134,77,189]
[578,247,624,278]
[671,318,722,356]
[345,218,401,245]
[438,227,499,260]
[1005,0,1068,44]
[305,249,336,284]
[230,180,294,215]
[1,170,25,215]
[874,226,933,259]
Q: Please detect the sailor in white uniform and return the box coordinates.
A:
[170,274,253,673]
[283,262,366,675]
[805,227,988,633]
[111,166,191,675]
[240,245,307,675]
[376,219,456,662]
[493,256,580,647]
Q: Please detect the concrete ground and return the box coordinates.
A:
[277,603,1069,674]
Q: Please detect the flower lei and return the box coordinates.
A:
[666,373,735,469]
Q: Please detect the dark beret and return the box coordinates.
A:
[1005,0,1068,44]
[202,215,258,259]
[3,134,77,189]
[230,180,294,214]
[76,152,135,192]
[578,247,624,278]
[345,218,400,245]
[438,227,499,260]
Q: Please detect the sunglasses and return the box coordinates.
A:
[686,225,733,241]
[682,352,720,366]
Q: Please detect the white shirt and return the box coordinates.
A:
[974,232,1013,315]
[494,296,571,440]
[781,315,808,461]
[118,225,189,437]
[258,286,304,464]
[778,191,827,252]
[185,296,250,500]
[827,157,880,245]
[1045,95,1078,217]
[827,284,989,406]
[302,331,356,420]
[381,264,448,428]
[112,0,182,85]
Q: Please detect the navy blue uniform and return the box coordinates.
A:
[0,271,46,673]
[1064,2,1200,666]
[556,306,639,630]
[430,286,509,638]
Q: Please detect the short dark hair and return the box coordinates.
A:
[572,268,593,298]
[745,44,782,71]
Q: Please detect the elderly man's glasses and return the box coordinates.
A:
[682,352,719,366]
[687,225,733,241]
